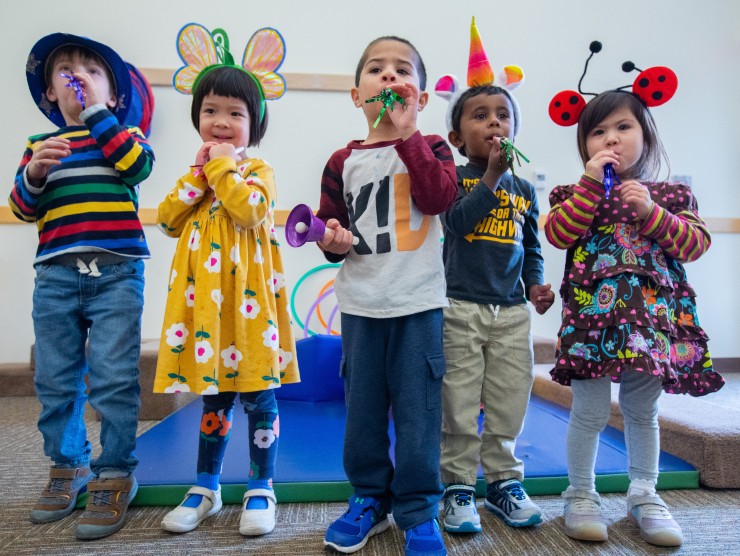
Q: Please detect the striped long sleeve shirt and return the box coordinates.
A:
[9,104,154,263]
[545,174,710,264]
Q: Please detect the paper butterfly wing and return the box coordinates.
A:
[174,23,219,94]
[242,28,286,99]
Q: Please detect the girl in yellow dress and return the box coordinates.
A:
[153,24,298,537]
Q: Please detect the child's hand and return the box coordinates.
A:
[585,150,620,183]
[70,72,107,108]
[208,143,243,163]
[529,283,555,315]
[318,219,355,255]
[387,83,423,141]
[195,142,219,166]
[27,137,71,184]
[482,137,506,189]
[619,180,655,220]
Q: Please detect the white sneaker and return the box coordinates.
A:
[563,494,608,541]
[239,488,277,536]
[442,484,482,533]
[628,495,683,547]
[161,486,222,533]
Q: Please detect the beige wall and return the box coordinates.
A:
[1,0,739,363]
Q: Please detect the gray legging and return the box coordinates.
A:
[567,370,663,492]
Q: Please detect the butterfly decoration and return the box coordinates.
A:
[548,41,678,127]
[172,23,286,120]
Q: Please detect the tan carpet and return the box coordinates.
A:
[2,397,739,555]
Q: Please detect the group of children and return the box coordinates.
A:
[9,16,723,556]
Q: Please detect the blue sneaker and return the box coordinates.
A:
[324,495,390,553]
[442,484,481,533]
[485,479,542,527]
[405,518,447,556]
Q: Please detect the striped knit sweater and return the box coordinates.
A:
[9,104,154,263]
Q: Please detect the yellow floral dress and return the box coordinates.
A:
[153,155,299,395]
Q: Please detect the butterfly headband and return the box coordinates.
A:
[548,41,678,126]
[173,23,287,121]
[434,17,524,137]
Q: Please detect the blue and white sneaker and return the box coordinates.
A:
[484,479,542,527]
[324,495,391,553]
[442,484,481,533]
[405,518,447,556]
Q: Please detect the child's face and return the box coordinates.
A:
[585,105,644,177]
[198,94,251,150]
[46,52,116,125]
[351,40,427,123]
[449,93,514,166]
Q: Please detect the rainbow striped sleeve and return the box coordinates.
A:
[637,203,710,263]
[82,105,154,187]
[544,175,603,249]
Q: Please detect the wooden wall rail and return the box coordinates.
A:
[1,206,738,232]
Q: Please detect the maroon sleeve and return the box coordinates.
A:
[395,132,458,215]
[316,147,352,262]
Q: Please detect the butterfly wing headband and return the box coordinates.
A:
[173,23,287,121]
[548,40,678,126]
[434,17,524,137]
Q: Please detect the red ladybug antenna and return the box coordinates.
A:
[618,60,678,107]
[549,40,602,126]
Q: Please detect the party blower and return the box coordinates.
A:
[285,204,359,248]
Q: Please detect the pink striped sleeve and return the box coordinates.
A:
[637,204,710,262]
[545,175,603,249]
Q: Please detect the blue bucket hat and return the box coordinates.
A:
[26,32,133,128]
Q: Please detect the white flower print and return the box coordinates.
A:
[211,289,224,308]
[253,428,276,449]
[169,268,177,286]
[268,270,286,294]
[204,251,221,273]
[188,229,201,251]
[165,323,189,346]
[240,298,261,319]
[253,243,264,264]
[200,384,220,395]
[184,285,195,307]
[178,183,204,205]
[194,340,214,363]
[230,245,240,264]
[233,173,245,183]
[279,348,293,371]
[221,345,243,370]
[262,324,279,350]
[248,191,261,206]
[164,381,191,393]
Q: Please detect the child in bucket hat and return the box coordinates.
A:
[9,32,155,540]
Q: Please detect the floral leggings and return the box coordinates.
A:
[197,390,279,482]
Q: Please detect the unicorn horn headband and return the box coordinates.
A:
[434,16,524,137]
[173,23,287,121]
[548,40,678,126]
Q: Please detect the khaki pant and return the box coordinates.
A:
[441,299,534,485]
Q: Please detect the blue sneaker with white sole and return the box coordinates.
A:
[485,479,542,527]
[405,518,447,556]
[324,495,390,553]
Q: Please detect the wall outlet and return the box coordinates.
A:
[533,170,547,190]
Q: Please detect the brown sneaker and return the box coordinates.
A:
[30,466,92,524]
[75,475,138,540]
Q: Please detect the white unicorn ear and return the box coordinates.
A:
[494,65,525,91]
[435,74,461,101]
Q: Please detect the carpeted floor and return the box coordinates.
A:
[2,396,739,555]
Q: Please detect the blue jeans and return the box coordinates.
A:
[32,259,145,475]
[340,310,446,531]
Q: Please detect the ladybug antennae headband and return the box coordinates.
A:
[548,41,678,126]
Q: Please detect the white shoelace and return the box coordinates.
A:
[638,503,672,519]
[570,498,602,516]
[76,257,101,277]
